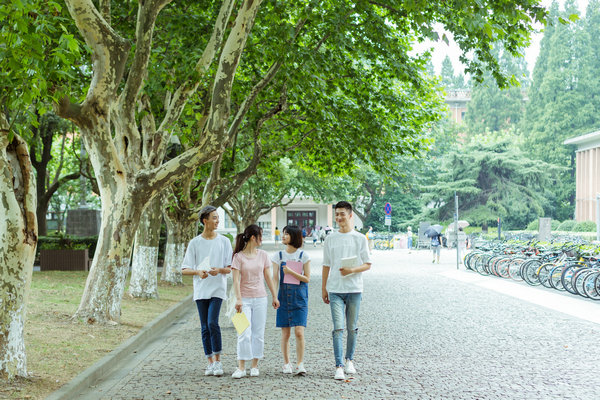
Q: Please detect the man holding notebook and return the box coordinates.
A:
[321,201,372,380]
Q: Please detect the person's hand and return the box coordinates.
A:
[339,267,353,276]
[208,267,219,276]
[282,266,291,275]
[235,299,243,313]
[322,289,329,304]
[197,270,209,279]
[272,299,280,309]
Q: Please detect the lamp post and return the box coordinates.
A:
[454,192,459,270]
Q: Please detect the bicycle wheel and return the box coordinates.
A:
[495,258,512,278]
[548,265,566,291]
[537,263,555,288]
[583,271,600,300]
[573,268,593,298]
[507,258,525,281]
[521,259,542,286]
[561,264,582,295]
[474,254,491,276]
[464,252,479,271]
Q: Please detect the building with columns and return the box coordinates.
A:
[217,197,365,239]
[564,131,600,222]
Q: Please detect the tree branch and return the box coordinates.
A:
[157,0,236,134]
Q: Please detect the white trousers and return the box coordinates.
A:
[237,296,268,361]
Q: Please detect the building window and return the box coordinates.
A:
[258,221,271,231]
[224,212,236,229]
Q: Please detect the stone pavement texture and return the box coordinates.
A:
[74,246,600,399]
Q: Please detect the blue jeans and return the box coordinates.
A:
[329,292,362,367]
[195,298,223,358]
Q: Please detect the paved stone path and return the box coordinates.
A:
[78,246,600,399]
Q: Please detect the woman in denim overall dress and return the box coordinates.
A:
[271,225,311,375]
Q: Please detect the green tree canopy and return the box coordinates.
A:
[421,133,559,229]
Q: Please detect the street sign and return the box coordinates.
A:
[384,202,392,215]
[384,215,392,226]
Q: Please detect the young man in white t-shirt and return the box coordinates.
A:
[321,201,371,380]
[182,205,232,377]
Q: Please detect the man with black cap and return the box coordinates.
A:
[182,205,233,376]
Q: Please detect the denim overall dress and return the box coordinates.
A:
[276,251,309,328]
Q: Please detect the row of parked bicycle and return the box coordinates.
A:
[464,240,600,300]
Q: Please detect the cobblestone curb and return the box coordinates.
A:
[45,294,194,400]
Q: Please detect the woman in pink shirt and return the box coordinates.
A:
[231,225,279,378]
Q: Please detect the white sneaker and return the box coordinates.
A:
[282,363,293,374]
[250,367,259,377]
[296,362,307,375]
[204,362,214,376]
[334,367,345,380]
[212,361,223,376]
[231,368,246,379]
[344,360,356,374]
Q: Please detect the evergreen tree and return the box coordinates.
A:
[441,56,457,89]
[520,0,599,220]
[420,133,558,229]
[465,47,528,135]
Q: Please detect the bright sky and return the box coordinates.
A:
[417,0,590,76]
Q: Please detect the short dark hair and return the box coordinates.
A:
[283,225,303,248]
[199,205,217,225]
[334,201,352,212]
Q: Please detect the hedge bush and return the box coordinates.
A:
[526,219,561,231]
[573,221,596,232]
[526,220,538,230]
[37,235,168,263]
[557,220,577,231]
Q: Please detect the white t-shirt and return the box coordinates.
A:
[270,248,311,268]
[322,230,371,293]
[181,234,233,300]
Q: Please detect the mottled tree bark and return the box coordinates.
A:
[0,114,38,379]
[129,197,162,298]
[57,0,261,323]
[162,209,198,285]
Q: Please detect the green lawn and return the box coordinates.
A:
[2,271,192,400]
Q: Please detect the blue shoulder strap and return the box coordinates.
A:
[299,251,304,261]
[279,251,282,262]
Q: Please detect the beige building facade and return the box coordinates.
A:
[564,131,600,222]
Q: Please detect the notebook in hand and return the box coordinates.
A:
[231,311,250,335]
[341,256,358,268]
[196,256,211,271]
[283,260,303,285]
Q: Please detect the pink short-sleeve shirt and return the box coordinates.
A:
[231,249,270,298]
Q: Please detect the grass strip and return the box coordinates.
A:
[2,271,193,400]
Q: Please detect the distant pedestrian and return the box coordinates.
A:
[312,228,319,247]
[302,227,307,240]
[431,231,442,264]
[406,226,413,252]
[231,225,280,378]
[322,201,371,380]
[181,205,232,377]
[274,227,281,243]
[271,225,311,375]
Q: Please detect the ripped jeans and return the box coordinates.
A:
[329,292,362,367]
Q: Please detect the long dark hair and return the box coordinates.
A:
[233,224,262,255]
